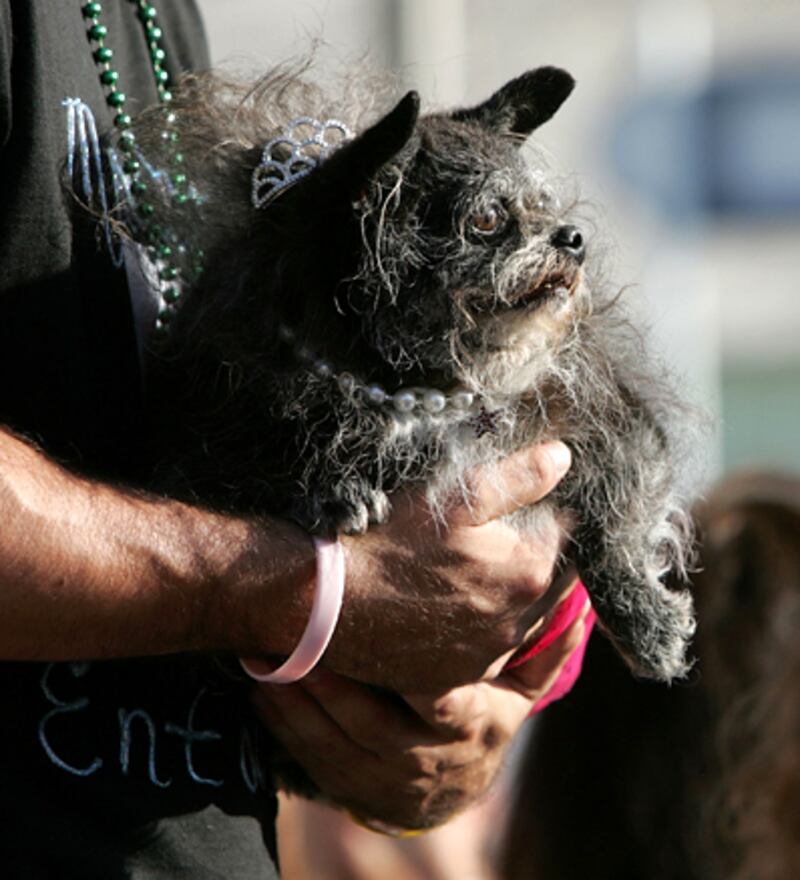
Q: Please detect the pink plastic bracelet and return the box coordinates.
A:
[239,537,345,685]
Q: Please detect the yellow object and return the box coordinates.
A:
[347,811,428,838]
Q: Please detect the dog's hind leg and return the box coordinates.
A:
[575,534,696,682]
[572,501,697,682]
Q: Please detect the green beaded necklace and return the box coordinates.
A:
[80,0,201,331]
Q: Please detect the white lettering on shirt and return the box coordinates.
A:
[37,662,266,792]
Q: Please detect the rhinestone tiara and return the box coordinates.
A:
[251,116,354,209]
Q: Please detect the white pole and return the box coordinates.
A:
[390,0,468,106]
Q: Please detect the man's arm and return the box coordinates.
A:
[0,426,571,692]
[0,426,315,660]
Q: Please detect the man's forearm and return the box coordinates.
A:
[0,428,315,660]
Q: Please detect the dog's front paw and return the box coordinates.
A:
[304,488,392,536]
[338,502,371,535]
[338,490,391,535]
[365,488,391,525]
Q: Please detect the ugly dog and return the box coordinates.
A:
[122,65,695,684]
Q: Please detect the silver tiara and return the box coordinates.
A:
[251,116,354,209]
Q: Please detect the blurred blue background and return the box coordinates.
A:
[197,0,800,485]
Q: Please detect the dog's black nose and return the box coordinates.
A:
[551,225,585,264]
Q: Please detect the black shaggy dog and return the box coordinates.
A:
[113,65,695,683]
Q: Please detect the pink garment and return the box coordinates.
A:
[506,580,597,713]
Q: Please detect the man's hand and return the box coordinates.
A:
[322,441,573,692]
[250,592,590,830]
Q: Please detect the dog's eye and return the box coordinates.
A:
[470,205,505,236]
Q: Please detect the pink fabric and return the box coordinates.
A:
[506,580,596,713]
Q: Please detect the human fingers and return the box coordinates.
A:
[253,687,408,824]
[250,680,411,810]
[296,668,444,754]
[501,598,592,702]
[250,681,376,767]
[251,682,472,829]
[508,574,582,659]
[409,608,593,744]
[299,672,516,816]
[447,441,572,528]
[403,683,495,737]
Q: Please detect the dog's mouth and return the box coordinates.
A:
[509,268,580,311]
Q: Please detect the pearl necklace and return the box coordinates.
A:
[80,0,203,332]
[280,325,477,416]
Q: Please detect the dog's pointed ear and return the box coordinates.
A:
[452,67,574,140]
[315,91,420,200]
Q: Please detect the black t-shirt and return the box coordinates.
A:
[0,3,279,877]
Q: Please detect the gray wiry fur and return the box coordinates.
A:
[125,64,696,682]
